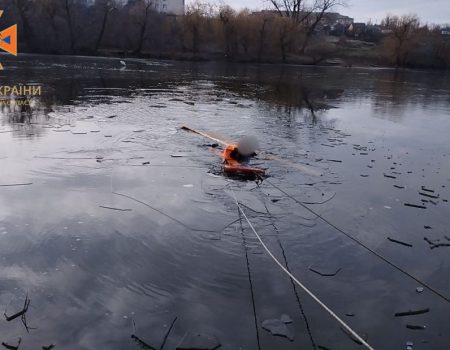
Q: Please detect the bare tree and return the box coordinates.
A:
[255,13,272,62]
[382,14,421,66]
[433,29,450,68]
[269,0,311,23]
[235,10,252,55]
[130,0,155,54]
[63,0,76,53]
[301,0,344,52]
[41,0,61,44]
[183,1,213,54]
[95,0,118,53]
[219,5,238,59]
[273,16,297,61]
[268,0,345,52]
[13,0,37,51]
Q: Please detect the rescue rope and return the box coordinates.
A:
[237,208,262,350]
[231,189,375,350]
[260,198,317,350]
[265,179,450,304]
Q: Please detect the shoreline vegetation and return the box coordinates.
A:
[1,0,449,70]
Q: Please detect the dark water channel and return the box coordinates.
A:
[0,55,449,349]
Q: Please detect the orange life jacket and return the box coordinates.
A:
[223,144,240,166]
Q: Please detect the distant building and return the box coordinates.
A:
[364,25,383,42]
[153,0,184,16]
[251,10,353,27]
[347,22,366,38]
[322,12,354,27]
[329,23,346,36]
[442,27,450,36]
[126,0,185,16]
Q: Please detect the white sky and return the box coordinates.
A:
[186,0,450,25]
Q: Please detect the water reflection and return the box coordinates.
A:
[1,55,447,128]
[0,95,52,138]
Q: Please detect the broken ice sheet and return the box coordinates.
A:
[309,265,342,277]
[262,317,294,341]
[280,314,293,324]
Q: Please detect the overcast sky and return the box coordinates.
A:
[193,0,450,25]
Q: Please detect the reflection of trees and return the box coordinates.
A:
[0,95,52,138]
[2,55,448,139]
[371,69,450,122]
[214,66,343,128]
[371,70,410,119]
[260,79,342,115]
[209,66,342,146]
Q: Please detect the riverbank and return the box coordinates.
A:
[51,37,446,70]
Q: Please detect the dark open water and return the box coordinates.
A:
[0,55,449,349]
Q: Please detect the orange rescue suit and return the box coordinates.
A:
[223,144,240,166]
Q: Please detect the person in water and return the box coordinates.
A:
[223,136,258,165]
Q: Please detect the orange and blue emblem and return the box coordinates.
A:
[0,10,18,70]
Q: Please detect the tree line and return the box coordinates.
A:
[0,0,449,69]
[381,14,450,69]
